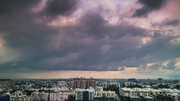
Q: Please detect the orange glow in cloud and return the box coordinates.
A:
[122,8,132,17]
[147,63,156,67]
[47,16,78,27]
[169,0,180,18]
[150,0,180,22]
[141,37,151,44]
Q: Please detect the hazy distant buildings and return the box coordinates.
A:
[124,82,137,87]
[97,81,120,89]
[73,77,96,89]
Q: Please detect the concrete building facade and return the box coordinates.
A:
[73,77,96,89]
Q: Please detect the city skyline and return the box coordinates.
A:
[0,0,180,79]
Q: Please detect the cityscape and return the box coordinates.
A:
[0,77,180,101]
[0,0,180,101]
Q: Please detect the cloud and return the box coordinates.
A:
[1,9,179,72]
[74,11,146,39]
[162,58,180,70]
[0,0,179,79]
[101,45,111,53]
[163,60,176,70]
[43,51,83,65]
[39,12,147,70]
[0,0,40,15]
[133,0,166,17]
[118,66,126,71]
[148,63,161,69]
[40,0,78,18]
[0,0,59,69]
[0,37,21,64]
[163,19,179,26]
[76,12,108,39]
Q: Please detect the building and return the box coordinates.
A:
[30,91,49,101]
[124,82,137,87]
[97,82,120,89]
[120,88,154,97]
[120,87,180,101]
[129,96,141,101]
[73,77,96,89]
[95,87,103,92]
[75,87,95,101]
[94,91,117,101]
[0,95,9,101]
[49,92,68,101]
[10,91,31,101]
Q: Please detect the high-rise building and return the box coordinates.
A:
[73,77,96,89]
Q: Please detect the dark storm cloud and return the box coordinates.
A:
[17,12,146,71]
[0,1,179,72]
[42,12,147,70]
[0,0,78,50]
[0,0,40,15]
[133,0,166,17]
[115,30,180,68]
[164,19,179,26]
[138,34,180,62]
[77,12,108,39]
[41,0,77,17]
[0,0,59,71]
[74,11,146,39]
[38,12,180,71]
[0,0,43,49]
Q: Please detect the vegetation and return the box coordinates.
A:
[65,95,75,101]
[175,84,180,89]
[119,95,130,101]
[103,85,119,96]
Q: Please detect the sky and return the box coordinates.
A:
[0,0,180,79]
